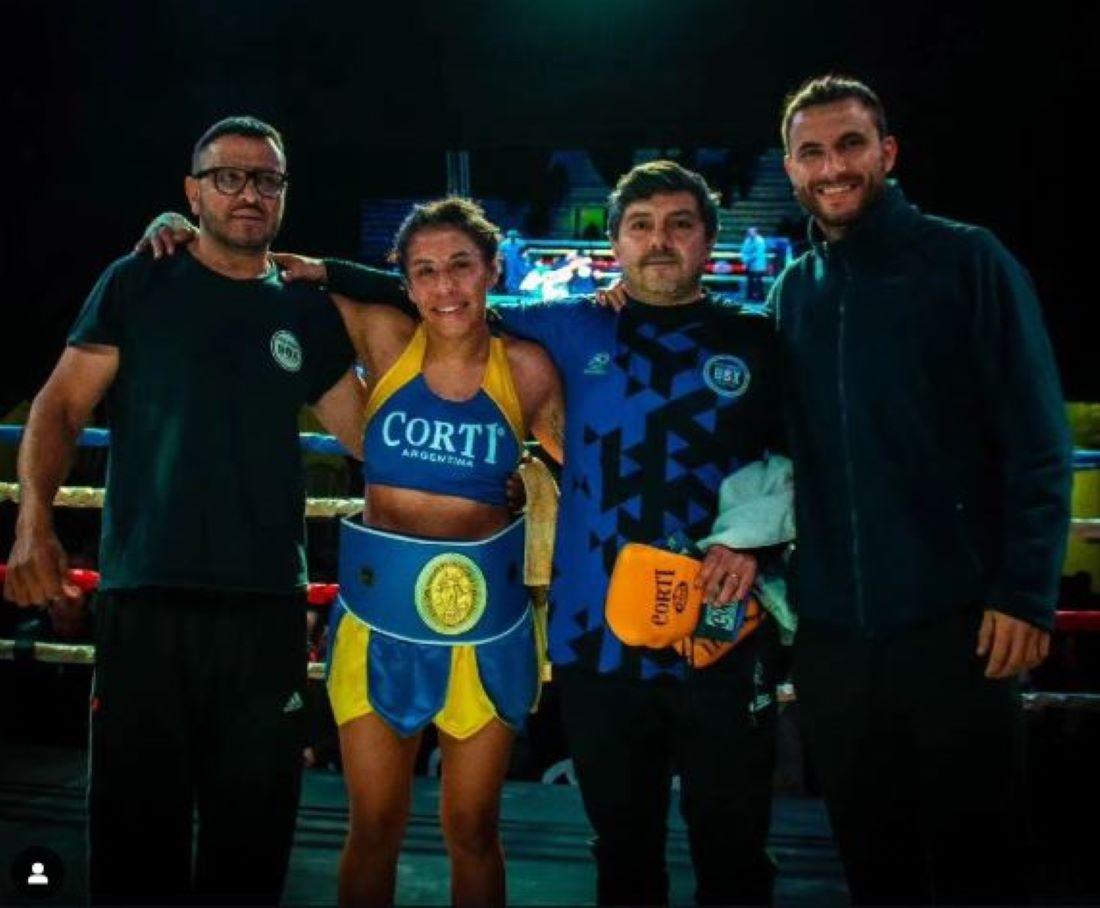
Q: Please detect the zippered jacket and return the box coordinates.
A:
[773,183,1072,632]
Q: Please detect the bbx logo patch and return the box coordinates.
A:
[702,355,750,398]
[271,330,303,372]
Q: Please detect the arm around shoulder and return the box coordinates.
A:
[323,258,416,317]
[491,298,577,352]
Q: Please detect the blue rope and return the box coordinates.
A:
[0,423,1096,466]
[0,425,348,456]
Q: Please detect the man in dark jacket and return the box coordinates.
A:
[771,75,1073,905]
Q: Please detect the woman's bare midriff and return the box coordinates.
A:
[365,484,513,542]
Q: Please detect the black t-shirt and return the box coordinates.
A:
[68,251,354,593]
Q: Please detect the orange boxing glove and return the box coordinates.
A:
[606,543,705,647]
[606,543,764,668]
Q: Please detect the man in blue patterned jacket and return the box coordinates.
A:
[490,162,789,906]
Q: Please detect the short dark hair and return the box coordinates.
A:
[390,197,501,274]
[781,75,888,154]
[607,160,720,240]
[191,116,285,172]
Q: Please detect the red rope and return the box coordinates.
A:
[307,583,339,606]
[2,564,1099,630]
[0,564,341,607]
[1053,610,1100,632]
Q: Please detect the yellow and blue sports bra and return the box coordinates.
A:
[362,325,526,507]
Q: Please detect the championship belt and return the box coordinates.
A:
[605,542,764,668]
[337,516,530,645]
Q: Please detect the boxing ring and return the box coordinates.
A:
[1,425,1099,905]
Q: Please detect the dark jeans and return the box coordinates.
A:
[556,620,780,906]
[745,271,766,302]
[88,588,307,905]
[794,611,1029,905]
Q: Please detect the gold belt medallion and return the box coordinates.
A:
[415,553,488,635]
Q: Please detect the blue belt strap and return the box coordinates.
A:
[337,516,529,645]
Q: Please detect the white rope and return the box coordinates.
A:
[2,641,1097,710]
[0,639,327,680]
[0,482,362,518]
[1071,518,1100,541]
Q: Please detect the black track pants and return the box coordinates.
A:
[794,611,1029,906]
[88,588,307,905]
[557,620,780,906]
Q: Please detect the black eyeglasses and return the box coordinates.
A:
[192,167,289,199]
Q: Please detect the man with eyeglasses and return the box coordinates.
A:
[3,116,362,904]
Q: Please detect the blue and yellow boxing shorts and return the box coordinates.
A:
[326,516,542,739]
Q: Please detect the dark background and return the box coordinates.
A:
[1,9,1098,893]
[3,0,1097,404]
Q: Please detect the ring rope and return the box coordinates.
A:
[0,425,352,457]
[0,639,328,681]
[1071,518,1100,541]
[3,564,1096,630]
[4,562,1100,706]
[0,563,341,606]
[0,424,542,455]
[4,487,1096,532]
[1,640,1096,710]
[0,482,363,518]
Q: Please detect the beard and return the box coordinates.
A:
[797,170,888,233]
[199,203,281,253]
[624,255,706,304]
